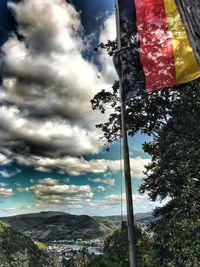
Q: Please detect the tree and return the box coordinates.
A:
[91,40,200,266]
[68,226,156,267]
[0,262,9,267]
[103,228,129,267]
[102,226,157,267]
[10,249,30,267]
[68,251,90,267]
[139,85,200,266]
[46,251,64,267]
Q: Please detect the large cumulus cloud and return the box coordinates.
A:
[0,0,110,159]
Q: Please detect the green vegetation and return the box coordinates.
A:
[67,226,157,267]
[0,221,10,229]
[46,251,64,267]
[0,221,46,267]
[0,222,68,267]
[34,241,48,252]
[0,213,111,241]
[102,226,158,267]
[0,212,152,242]
[10,249,30,267]
[68,252,90,267]
[91,40,200,266]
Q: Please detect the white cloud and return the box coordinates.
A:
[0,188,14,197]
[0,170,12,178]
[66,193,146,215]
[38,178,59,186]
[0,190,170,217]
[99,13,117,84]
[16,187,30,192]
[0,153,11,165]
[0,183,8,187]
[105,193,144,203]
[100,13,116,44]
[88,178,102,183]
[101,177,115,186]
[30,184,93,204]
[0,0,110,159]
[96,186,106,193]
[130,157,150,178]
[16,154,149,177]
[16,155,119,175]
[35,167,51,173]
[88,177,115,186]
[0,106,102,157]
[0,168,21,178]
[63,177,70,183]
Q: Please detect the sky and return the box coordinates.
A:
[0,0,163,217]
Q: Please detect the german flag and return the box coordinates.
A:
[115,0,200,97]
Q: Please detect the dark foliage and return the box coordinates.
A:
[0,221,46,267]
[67,227,157,267]
[91,39,200,266]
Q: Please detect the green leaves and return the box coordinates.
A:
[95,40,117,57]
[91,38,200,266]
[46,251,64,267]
[11,249,30,267]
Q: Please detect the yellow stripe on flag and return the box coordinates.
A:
[164,0,200,84]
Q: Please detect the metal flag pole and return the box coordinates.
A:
[114,1,138,267]
[120,81,137,267]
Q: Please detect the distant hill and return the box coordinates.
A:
[0,220,46,266]
[0,211,153,242]
[94,212,153,231]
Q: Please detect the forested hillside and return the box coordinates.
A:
[0,211,152,242]
[0,221,46,267]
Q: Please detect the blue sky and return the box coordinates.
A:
[0,0,162,217]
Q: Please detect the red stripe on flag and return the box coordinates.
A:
[134,0,177,92]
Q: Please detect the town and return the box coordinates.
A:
[48,239,104,262]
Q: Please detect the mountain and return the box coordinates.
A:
[0,220,46,266]
[0,212,105,242]
[0,211,153,242]
[95,212,154,225]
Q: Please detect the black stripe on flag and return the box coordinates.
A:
[115,0,146,98]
